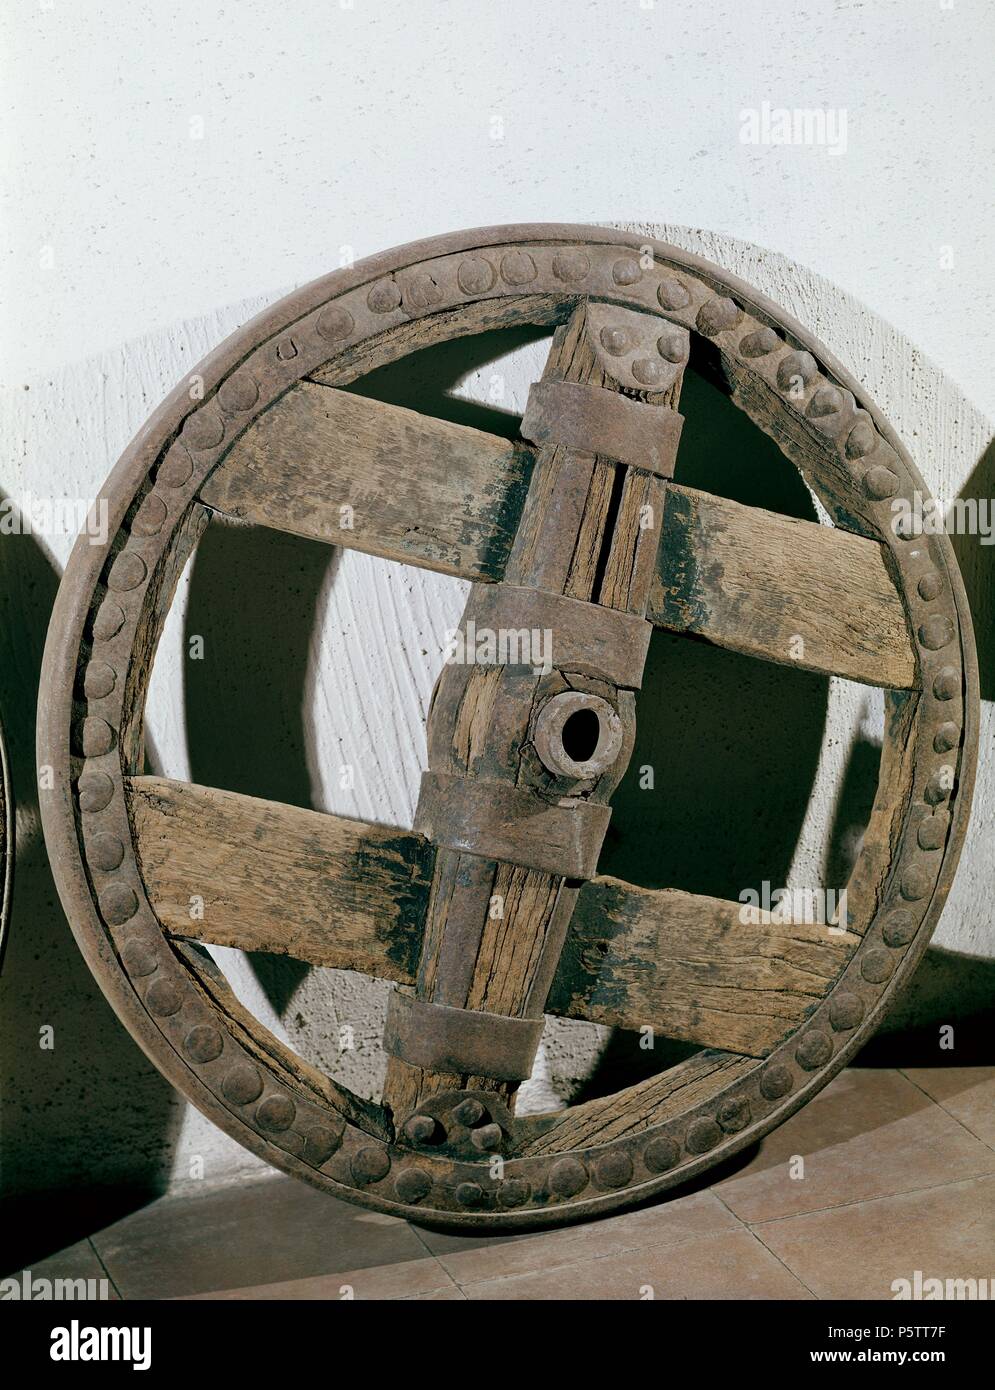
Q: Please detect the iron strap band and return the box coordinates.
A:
[383,991,545,1082]
[520,379,684,478]
[468,582,652,690]
[414,771,611,880]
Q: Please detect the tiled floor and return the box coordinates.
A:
[12,1066,995,1301]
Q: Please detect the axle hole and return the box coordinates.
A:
[560,707,601,764]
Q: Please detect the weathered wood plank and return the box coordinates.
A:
[199,380,532,581]
[126,776,433,982]
[547,875,859,1056]
[200,381,913,687]
[514,1050,756,1153]
[649,486,916,689]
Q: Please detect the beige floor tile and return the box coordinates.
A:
[93,1174,427,1298]
[181,1257,458,1301]
[461,1226,812,1300]
[902,1067,995,1149]
[432,1188,739,1285]
[753,1173,995,1300]
[715,1068,995,1222]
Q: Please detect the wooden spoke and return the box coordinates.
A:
[125,777,433,980]
[199,381,532,581]
[514,1050,756,1155]
[546,876,858,1057]
[649,487,915,689]
[201,380,914,688]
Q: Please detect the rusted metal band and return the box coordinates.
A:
[469,582,651,689]
[414,771,610,879]
[521,379,683,478]
[384,991,544,1082]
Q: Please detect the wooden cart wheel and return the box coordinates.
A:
[38,225,979,1229]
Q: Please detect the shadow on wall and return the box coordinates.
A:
[0,510,178,1274]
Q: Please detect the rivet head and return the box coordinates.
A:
[256,1095,296,1132]
[403,1113,437,1145]
[740,325,779,357]
[277,337,298,361]
[471,1123,504,1152]
[497,1178,531,1208]
[901,865,934,901]
[351,1146,391,1184]
[696,296,740,335]
[657,277,690,310]
[84,661,116,700]
[316,304,355,340]
[632,356,666,386]
[120,938,158,977]
[829,992,864,1031]
[78,770,114,813]
[932,666,959,701]
[552,248,590,282]
[222,1063,263,1106]
[864,465,900,500]
[367,279,402,314]
[795,1031,833,1071]
[145,978,183,1016]
[611,256,641,285]
[455,1181,485,1207]
[184,1024,224,1063]
[845,417,877,459]
[98,882,139,926]
[760,1065,793,1100]
[656,329,687,363]
[132,494,168,537]
[157,449,194,489]
[81,717,114,758]
[549,1157,588,1198]
[404,274,442,309]
[716,1098,751,1133]
[685,1118,722,1154]
[108,552,147,593]
[861,947,894,983]
[918,572,943,601]
[217,374,259,414]
[595,1151,633,1189]
[301,1120,345,1165]
[500,250,537,285]
[644,1136,680,1173]
[87,831,124,872]
[933,722,959,754]
[457,257,496,295]
[776,350,818,391]
[599,325,630,356]
[452,1098,485,1127]
[882,910,917,948]
[918,615,954,651]
[394,1168,431,1203]
[924,772,952,807]
[93,600,125,641]
[808,385,844,417]
[183,409,224,451]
